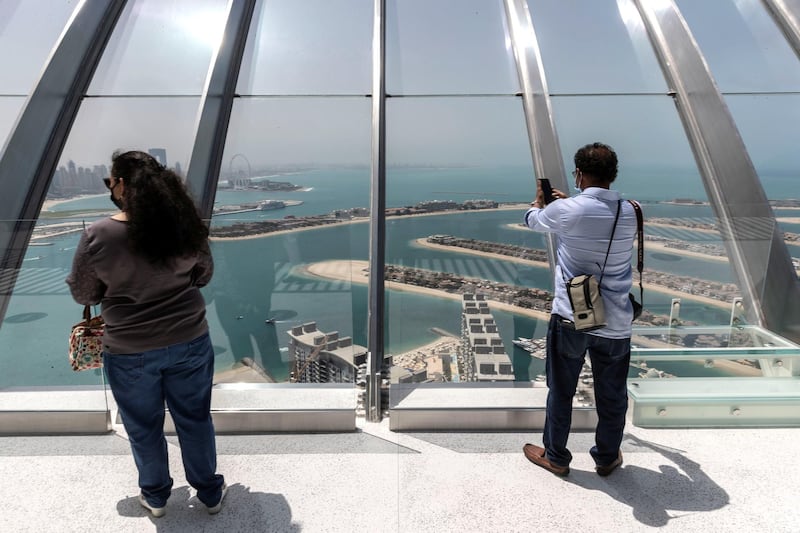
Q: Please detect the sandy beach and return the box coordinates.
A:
[412,237,544,265]
[302,259,552,321]
[392,335,460,359]
[213,364,271,384]
[213,357,277,384]
[412,238,731,310]
[42,193,107,211]
[305,260,761,379]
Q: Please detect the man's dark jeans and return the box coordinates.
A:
[543,314,631,468]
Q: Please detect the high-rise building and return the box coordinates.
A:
[287,322,367,384]
[458,294,514,382]
[148,147,167,167]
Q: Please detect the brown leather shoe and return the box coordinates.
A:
[595,452,623,477]
[523,443,569,477]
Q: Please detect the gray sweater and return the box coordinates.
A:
[66,217,213,354]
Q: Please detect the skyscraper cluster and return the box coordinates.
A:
[48,149,174,199]
[49,160,108,198]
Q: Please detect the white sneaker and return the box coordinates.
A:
[138,493,166,518]
[207,483,228,515]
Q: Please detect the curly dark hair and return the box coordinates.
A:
[111,150,208,264]
[574,142,618,183]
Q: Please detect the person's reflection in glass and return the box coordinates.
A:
[210,240,287,382]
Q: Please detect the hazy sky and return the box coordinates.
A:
[1,0,798,180]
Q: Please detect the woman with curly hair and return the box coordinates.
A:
[67,150,226,517]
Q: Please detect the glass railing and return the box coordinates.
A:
[3,0,800,434]
[206,211,366,391]
[628,324,800,427]
[0,202,800,427]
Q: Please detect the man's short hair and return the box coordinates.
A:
[574,142,618,183]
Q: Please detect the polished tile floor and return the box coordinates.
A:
[1,416,798,532]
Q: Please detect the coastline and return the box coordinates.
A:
[411,237,542,265]
[507,222,728,261]
[302,259,552,321]
[213,363,272,384]
[631,334,762,377]
[210,204,531,242]
[210,217,368,241]
[42,193,107,211]
[413,238,731,310]
[511,220,727,237]
[304,260,759,378]
[393,335,459,359]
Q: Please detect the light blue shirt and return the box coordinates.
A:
[524,187,638,338]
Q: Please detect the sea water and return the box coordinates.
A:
[2,167,797,387]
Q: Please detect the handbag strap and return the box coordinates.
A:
[82,304,92,322]
[598,200,622,287]
[628,199,644,305]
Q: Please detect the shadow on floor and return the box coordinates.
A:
[564,434,730,528]
[116,483,300,532]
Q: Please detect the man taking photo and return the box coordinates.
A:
[522,142,639,477]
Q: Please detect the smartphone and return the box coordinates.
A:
[539,179,555,205]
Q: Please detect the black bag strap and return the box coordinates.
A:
[598,200,622,287]
[628,199,644,305]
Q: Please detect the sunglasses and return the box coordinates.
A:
[103,177,118,190]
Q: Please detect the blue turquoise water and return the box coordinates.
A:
[4,167,796,387]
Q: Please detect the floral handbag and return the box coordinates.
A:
[68,305,105,371]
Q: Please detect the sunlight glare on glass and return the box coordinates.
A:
[617,0,644,33]
[506,1,535,50]
[181,9,225,52]
[642,0,673,15]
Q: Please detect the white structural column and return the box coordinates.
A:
[763,0,800,60]
[503,0,566,274]
[367,0,387,422]
[186,0,257,220]
[635,0,800,342]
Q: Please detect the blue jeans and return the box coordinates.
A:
[543,315,631,468]
[104,332,224,507]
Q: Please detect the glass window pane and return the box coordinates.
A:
[2,97,200,387]
[211,97,370,384]
[0,215,107,388]
[237,0,373,95]
[386,0,519,95]
[727,94,800,267]
[88,0,229,95]
[55,98,199,172]
[552,95,761,337]
[0,98,25,148]
[675,0,800,92]
[528,0,667,94]
[0,0,78,95]
[385,97,543,383]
